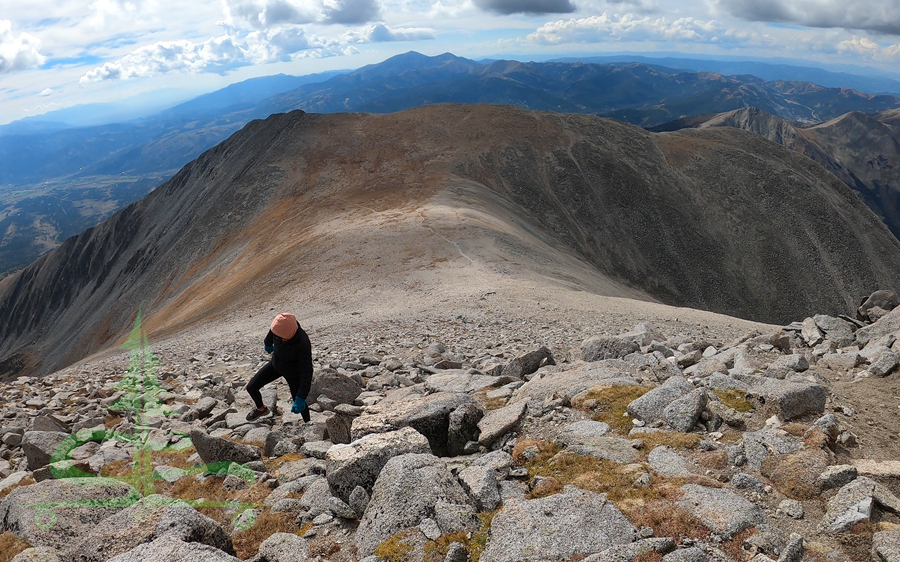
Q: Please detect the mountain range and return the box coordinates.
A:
[3,52,900,280]
[2,104,899,379]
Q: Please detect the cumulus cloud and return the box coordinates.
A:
[717,0,900,35]
[79,24,361,82]
[474,0,575,15]
[223,0,380,27]
[0,20,46,73]
[343,23,435,42]
[837,36,900,59]
[527,13,751,45]
[80,35,253,82]
[39,88,54,96]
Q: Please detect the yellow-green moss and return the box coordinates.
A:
[574,385,651,434]
[375,531,415,562]
[713,390,753,412]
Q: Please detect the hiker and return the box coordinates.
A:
[245,312,313,422]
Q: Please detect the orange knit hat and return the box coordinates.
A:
[271,313,298,340]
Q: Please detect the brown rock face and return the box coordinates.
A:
[2,104,900,378]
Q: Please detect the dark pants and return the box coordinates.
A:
[246,362,310,421]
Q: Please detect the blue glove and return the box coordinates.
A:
[291,396,307,414]
[265,344,274,354]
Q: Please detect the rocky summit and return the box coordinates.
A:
[2,290,900,562]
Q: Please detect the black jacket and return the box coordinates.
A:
[265,322,314,399]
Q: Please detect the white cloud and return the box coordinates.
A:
[0,20,46,73]
[837,36,900,59]
[527,13,753,45]
[717,0,900,35]
[222,0,381,28]
[80,35,253,83]
[39,88,54,96]
[474,0,575,15]
[342,23,435,42]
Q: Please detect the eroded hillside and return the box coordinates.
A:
[1,104,899,379]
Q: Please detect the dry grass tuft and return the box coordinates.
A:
[634,432,702,453]
[310,538,341,557]
[619,498,711,543]
[695,450,729,470]
[632,554,664,562]
[760,449,828,500]
[574,385,650,434]
[152,447,196,469]
[375,530,417,562]
[105,415,124,428]
[511,439,557,466]
[0,532,31,562]
[423,511,496,562]
[0,475,35,499]
[836,521,876,562]
[232,509,301,559]
[265,452,306,472]
[713,390,753,412]
[720,527,757,561]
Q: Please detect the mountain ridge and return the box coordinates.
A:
[2,104,899,379]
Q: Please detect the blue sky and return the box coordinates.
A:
[1,0,900,124]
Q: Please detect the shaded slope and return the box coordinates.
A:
[1,104,899,378]
[653,107,900,239]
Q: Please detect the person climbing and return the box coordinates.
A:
[245,312,313,422]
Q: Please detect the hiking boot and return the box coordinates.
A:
[246,406,269,421]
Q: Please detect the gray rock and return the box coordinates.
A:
[264,475,323,506]
[732,472,765,492]
[801,317,824,346]
[744,379,826,421]
[325,411,354,445]
[419,517,442,540]
[472,450,514,476]
[581,538,675,562]
[869,351,899,377]
[22,431,69,470]
[742,428,803,470]
[0,477,138,552]
[349,486,370,518]
[444,542,468,562]
[308,368,362,406]
[873,528,900,562]
[273,457,326,483]
[777,499,804,519]
[856,304,900,345]
[778,534,804,562]
[556,421,638,463]
[648,445,690,477]
[299,440,333,459]
[662,547,709,562]
[447,403,483,457]
[816,464,858,491]
[31,415,70,434]
[477,400,527,448]
[819,477,900,533]
[351,392,477,455]
[770,354,808,372]
[9,547,63,562]
[190,429,261,466]
[73,500,235,561]
[511,364,639,404]
[626,377,694,424]
[328,496,358,519]
[479,486,635,562]
[325,426,431,502]
[355,453,473,557]
[662,388,707,432]
[299,479,336,517]
[582,336,640,361]
[458,465,501,511]
[105,536,240,562]
[814,315,855,346]
[502,347,553,378]
[193,397,218,419]
[858,290,900,323]
[433,499,480,535]
[425,372,499,394]
[820,352,862,371]
[0,471,31,494]
[270,498,306,514]
[678,484,766,538]
[254,532,310,562]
